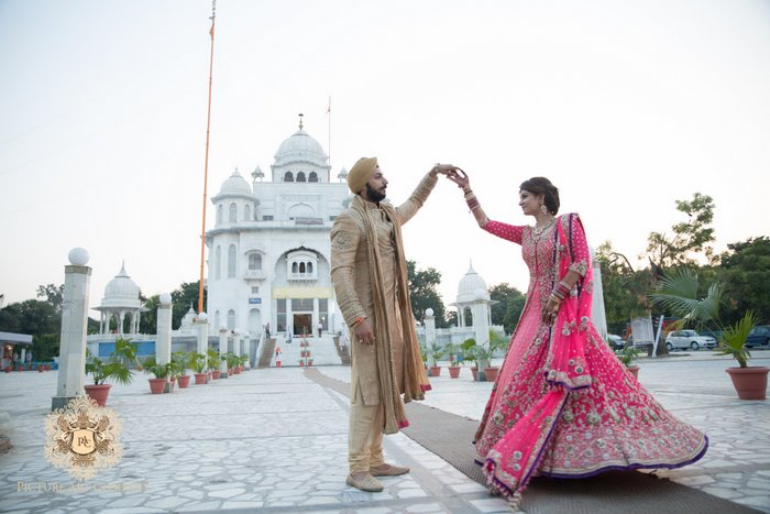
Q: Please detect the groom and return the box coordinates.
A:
[330,158,454,492]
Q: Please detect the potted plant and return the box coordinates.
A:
[429,344,445,377]
[461,339,480,380]
[207,349,222,379]
[239,353,250,372]
[618,343,641,379]
[84,338,137,406]
[44,363,51,371]
[191,352,208,384]
[719,312,768,400]
[484,331,509,381]
[172,351,192,388]
[472,346,494,381]
[141,357,172,394]
[448,356,463,379]
[652,269,770,400]
[225,352,239,376]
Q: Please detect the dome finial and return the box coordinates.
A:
[298,112,304,130]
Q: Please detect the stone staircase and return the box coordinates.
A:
[256,338,276,369]
[273,335,342,367]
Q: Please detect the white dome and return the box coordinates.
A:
[102,263,141,308]
[457,264,490,302]
[219,169,252,195]
[274,129,328,167]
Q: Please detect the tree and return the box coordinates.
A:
[719,237,770,325]
[645,192,717,273]
[596,241,652,335]
[488,284,525,329]
[140,294,160,334]
[171,281,207,329]
[407,260,449,328]
[36,284,64,314]
[502,295,526,335]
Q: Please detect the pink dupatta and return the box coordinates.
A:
[482,214,594,497]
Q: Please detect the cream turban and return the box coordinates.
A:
[347,157,378,194]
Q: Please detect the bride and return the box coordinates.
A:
[445,170,708,507]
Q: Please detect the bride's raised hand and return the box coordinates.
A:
[446,168,470,192]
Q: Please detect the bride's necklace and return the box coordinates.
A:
[531,217,556,241]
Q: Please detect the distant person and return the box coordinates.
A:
[331,158,456,492]
[445,170,708,509]
[274,346,282,367]
[317,321,323,338]
[265,323,271,339]
[285,331,292,345]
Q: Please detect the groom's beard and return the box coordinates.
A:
[366,183,386,202]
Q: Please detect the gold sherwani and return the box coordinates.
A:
[331,173,436,410]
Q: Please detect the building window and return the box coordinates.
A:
[291,299,313,311]
[228,244,237,278]
[263,215,274,221]
[296,171,306,182]
[329,216,337,221]
[292,262,298,273]
[309,171,318,182]
[214,311,220,331]
[284,171,294,182]
[277,299,286,332]
[248,253,262,271]
[217,204,223,224]
[227,309,236,330]
[299,262,306,273]
[319,299,328,330]
[251,286,259,294]
[229,203,237,223]
[307,262,313,274]
[244,204,251,221]
[215,246,221,280]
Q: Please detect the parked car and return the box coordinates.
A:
[607,334,625,350]
[665,330,716,351]
[746,325,770,348]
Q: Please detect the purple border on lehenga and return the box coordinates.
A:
[538,434,709,480]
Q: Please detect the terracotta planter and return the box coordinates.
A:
[471,367,478,381]
[148,378,167,394]
[194,373,208,385]
[430,366,441,377]
[484,367,500,382]
[44,364,51,371]
[627,365,640,379]
[726,367,770,400]
[228,369,234,376]
[234,367,242,375]
[448,366,461,379]
[38,365,44,373]
[177,374,191,388]
[4,367,10,373]
[84,384,112,406]
[212,370,221,380]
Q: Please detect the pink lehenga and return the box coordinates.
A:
[474,213,708,501]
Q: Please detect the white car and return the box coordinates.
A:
[665,330,716,351]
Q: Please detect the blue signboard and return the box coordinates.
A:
[249,298,262,304]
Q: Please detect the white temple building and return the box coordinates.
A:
[205,119,351,339]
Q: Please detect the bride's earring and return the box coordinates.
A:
[540,204,548,215]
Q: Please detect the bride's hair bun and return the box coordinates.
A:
[519,177,560,215]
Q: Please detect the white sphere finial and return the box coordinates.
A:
[68,247,89,266]
[159,293,172,305]
[425,308,435,318]
[197,312,208,321]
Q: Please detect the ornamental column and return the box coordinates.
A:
[232,330,242,358]
[156,294,172,365]
[218,326,229,378]
[425,308,437,366]
[195,312,209,359]
[242,332,251,369]
[52,248,92,411]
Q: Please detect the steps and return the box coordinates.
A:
[257,338,276,369]
[273,335,342,367]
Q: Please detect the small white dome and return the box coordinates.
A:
[274,129,328,167]
[457,264,489,302]
[159,293,172,305]
[102,263,141,308]
[425,308,435,317]
[219,169,252,195]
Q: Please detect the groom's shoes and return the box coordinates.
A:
[346,473,384,493]
[370,463,410,476]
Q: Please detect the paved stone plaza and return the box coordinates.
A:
[0,352,768,514]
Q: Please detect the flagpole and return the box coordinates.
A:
[198,0,216,315]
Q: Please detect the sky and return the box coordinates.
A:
[1,0,769,315]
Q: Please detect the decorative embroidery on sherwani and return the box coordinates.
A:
[332,230,354,251]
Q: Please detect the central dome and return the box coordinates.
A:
[274,129,328,167]
[102,263,141,308]
[457,264,490,302]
